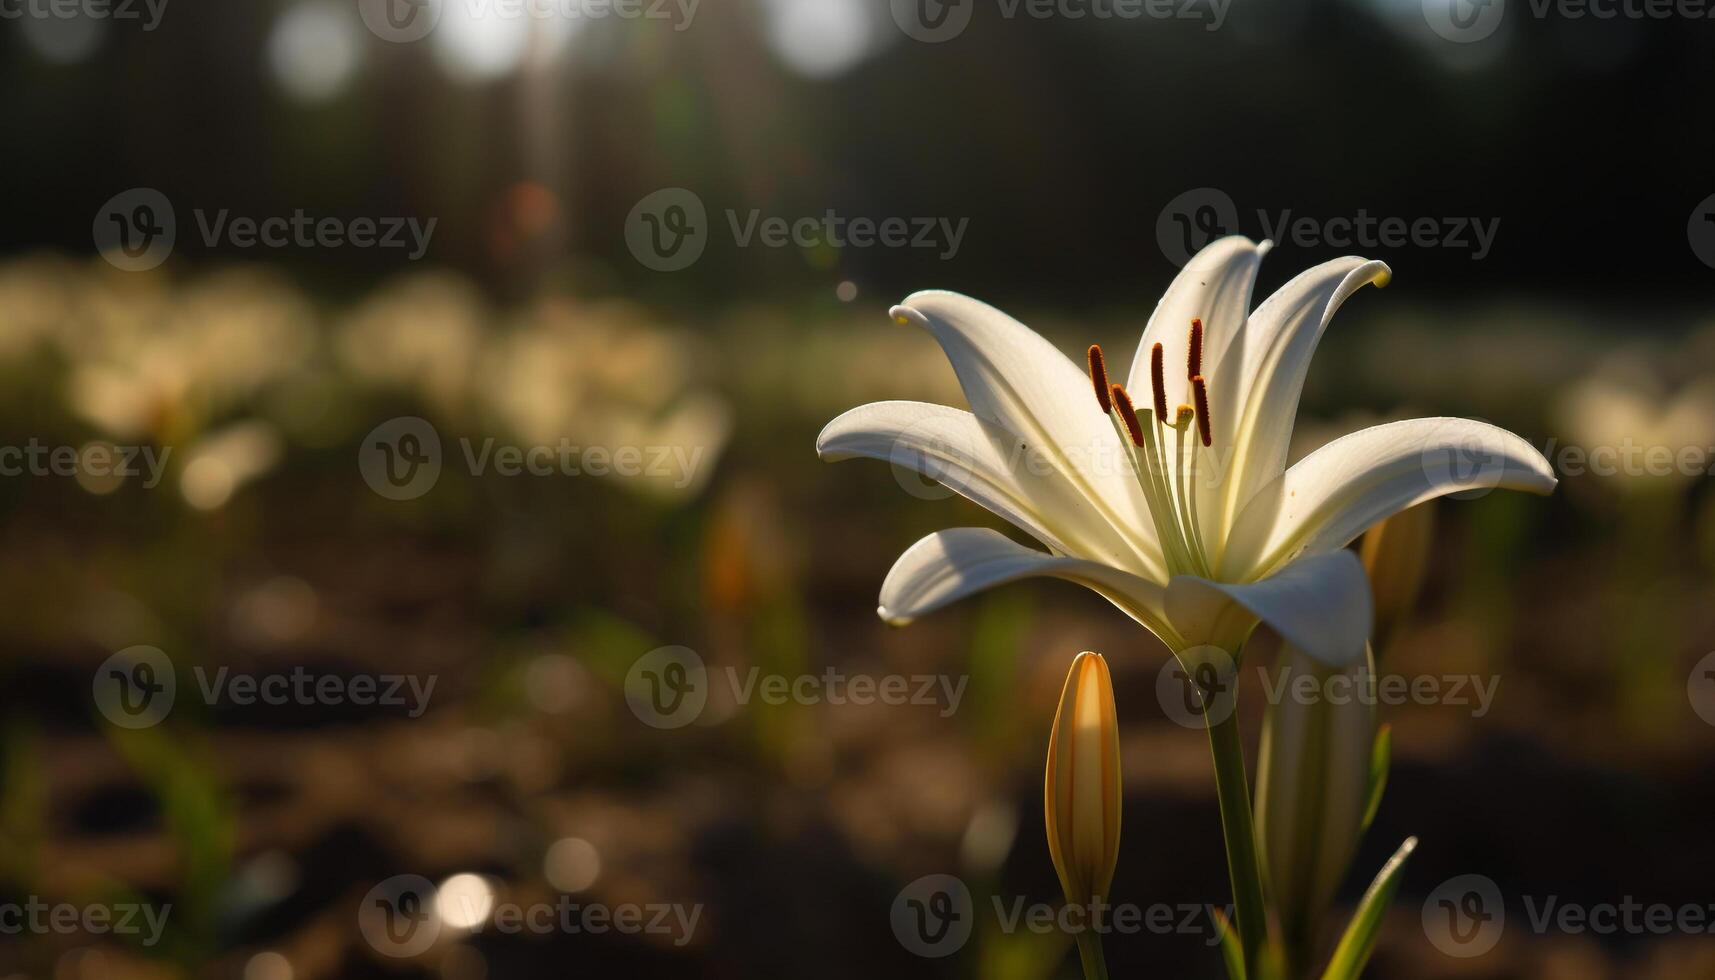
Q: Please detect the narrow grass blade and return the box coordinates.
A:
[1212,906,1245,980]
[1320,836,1417,980]
[1361,724,1391,832]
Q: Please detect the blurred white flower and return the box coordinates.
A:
[479,298,730,499]
[180,420,286,510]
[62,267,315,440]
[1556,348,1715,494]
[0,255,82,361]
[337,272,487,416]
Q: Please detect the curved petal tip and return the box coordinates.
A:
[888,304,929,329]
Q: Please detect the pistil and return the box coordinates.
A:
[1172,405,1211,575]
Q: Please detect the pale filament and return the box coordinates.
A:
[1088,319,1215,577]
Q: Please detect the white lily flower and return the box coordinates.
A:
[817,236,1557,665]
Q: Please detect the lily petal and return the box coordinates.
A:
[891,292,1158,550]
[1218,257,1392,537]
[878,528,1173,641]
[1127,235,1272,403]
[817,400,1160,573]
[1125,237,1272,562]
[1224,417,1558,578]
[1165,550,1372,667]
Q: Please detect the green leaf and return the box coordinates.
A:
[1362,724,1391,832]
[1320,837,1417,980]
[1212,906,1245,980]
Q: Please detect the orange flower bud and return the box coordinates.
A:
[1045,651,1122,907]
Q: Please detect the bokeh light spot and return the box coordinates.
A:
[435,874,495,930]
[544,837,601,892]
[243,951,294,980]
[761,0,876,79]
[267,2,363,103]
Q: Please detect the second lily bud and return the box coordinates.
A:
[1045,651,1122,909]
[1255,642,1378,974]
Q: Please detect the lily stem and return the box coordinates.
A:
[1207,699,1268,978]
[1074,929,1110,980]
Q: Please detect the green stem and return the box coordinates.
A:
[1208,702,1268,977]
[1074,929,1111,980]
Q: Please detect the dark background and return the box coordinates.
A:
[1,1,1713,978]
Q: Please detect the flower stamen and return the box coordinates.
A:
[1088,344,1112,414]
[1110,383,1144,447]
[1093,343,1214,577]
[1150,343,1168,422]
[1187,318,1204,380]
[1192,375,1212,448]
